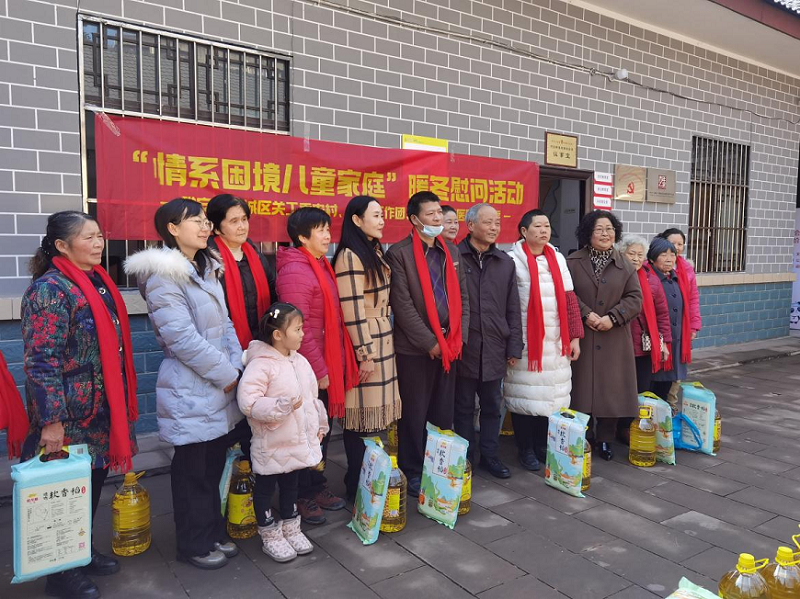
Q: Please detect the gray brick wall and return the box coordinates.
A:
[0,0,798,295]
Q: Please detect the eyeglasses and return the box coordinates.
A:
[186,217,212,230]
[593,227,615,235]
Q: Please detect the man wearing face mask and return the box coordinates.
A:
[385,191,470,497]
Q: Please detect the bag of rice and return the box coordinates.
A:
[638,392,676,465]
[680,382,717,455]
[348,439,392,545]
[418,423,468,529]
[665,577,718,599]
[545,409,590,498]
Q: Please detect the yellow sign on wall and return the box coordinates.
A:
[402,134,449,153]
[545,132,578,168]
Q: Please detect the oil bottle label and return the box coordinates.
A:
[713,419,721,442]
[384,488,400,517]
[582,452,591,481]
[227,493,256,525]
[460,472,472,501]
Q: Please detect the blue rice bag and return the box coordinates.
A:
[418,423,468,529]
[680,382,717,455]
[545,409,590,498]
[348,439,392,545]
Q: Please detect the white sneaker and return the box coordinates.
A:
[281,514,314,555]
[258,517,297,563]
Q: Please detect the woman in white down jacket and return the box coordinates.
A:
[503,210,584,471]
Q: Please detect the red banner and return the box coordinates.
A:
[95,115,539,243]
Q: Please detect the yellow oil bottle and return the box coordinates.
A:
[112,471,151,556]
[713,408,722,453]
[629,405,656,467]
[719,553,770,599]
[581,438,592,492]
[386,421,399,457]
[763,547,800,599]
[500,410,514,436]
[458,460,472,515]
[380,456,407,533]
[227,460,257,539]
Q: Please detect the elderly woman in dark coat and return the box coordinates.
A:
[566,211,642,461]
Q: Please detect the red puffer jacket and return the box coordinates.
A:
[630,264,672,356]
[275,246,345,381]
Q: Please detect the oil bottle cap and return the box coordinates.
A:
[776,547,797,565]
[736,553,768,573]
[239,460,251,472]
[638,406,652,419]
[390,455,398,469]
[123,471,145,486]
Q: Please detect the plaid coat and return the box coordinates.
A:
[334,248,401,432]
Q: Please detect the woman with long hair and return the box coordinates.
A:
[333,196,402,499]
[22,211,138,598]
[124,198,242,571]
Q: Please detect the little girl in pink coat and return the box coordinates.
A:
[237,302,329,562]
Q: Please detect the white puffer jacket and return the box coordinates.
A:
[503,241,574,417]
[237,340,329,476]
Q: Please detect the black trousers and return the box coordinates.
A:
[171,434,228,558]
[91,467,108,523]
[396,353,456,480]
[510,413,549,455]
[453,376,503,460]
[298,390,332,499]
[587,416,618,444]
[650,380,673,402]
[342,428,374,497]
[225,417,252,464]
[635,356,654,394]
[254,471,299,524]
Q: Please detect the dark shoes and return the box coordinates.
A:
[518,450,541,472]
[176,550,228,570]
[534,446,547,463]
[314,487,346,511]
[46,569,101,599]
[407,476,421,498]
[83,548,119,576]
[599,442,614,461]
[479,456,511,479]
[296,498,327,525]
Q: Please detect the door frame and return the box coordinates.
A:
[538,166,595,214]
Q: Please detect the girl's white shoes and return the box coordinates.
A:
[281,515,314,555]
[258,513,313,562]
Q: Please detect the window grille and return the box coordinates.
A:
[687,136,750,273]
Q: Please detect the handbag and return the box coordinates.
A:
[641,332,664,353]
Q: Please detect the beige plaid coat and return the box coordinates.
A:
[334,247,402,432]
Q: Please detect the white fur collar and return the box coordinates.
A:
[124,246,223,283]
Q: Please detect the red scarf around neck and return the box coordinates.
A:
[0,350,28,459]
[638,265,664,373]
[674,257,693,364]
[215,239,271,348]
[522,242,570,372]
[411,229,463,372]
[52,256,137,471]
[297,248,358,418]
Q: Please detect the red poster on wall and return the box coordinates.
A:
[95,114,539,243]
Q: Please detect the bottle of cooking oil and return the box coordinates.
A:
[458,460,472,515]
[500,410,514,436]
[380,455,407,533]
[581,438,592,492]
[112,471,151,556]
[719,553,770,599]
[713,408,722,453]
[763,546,800,599]
[629,405,656,467]
[227,460,257,539]
[386,421,399,457]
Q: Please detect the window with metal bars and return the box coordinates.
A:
[80,17,290,130]
[687,136,750,273]
[79,16,290,287]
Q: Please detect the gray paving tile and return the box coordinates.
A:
[590,458,665,491]
[371,566,473,599]
[705,462,800,499]
[0,548,50,599]
[575,505,710,561]
[171,550,281,599]
[585,479,687,523]
[726,486,800,521]
[452,503,523,546]
[714,446,795,474]
[753,515,800,545]
[270,554,380,598]
[305,521,423,585]
[660,511,777,557]
[717,433,769,455]
[647,464,747,496]
[486,531,630,599]
[477,574,569,599]
[395,524,524,594]
[739,429,797,449]
[680,546,738,582]
[670,450,725,471]
[646,481,774,528]
[496,470,602,515]
[606,586,661,599]
[756,445,800,466]
[492,498,615,553]
[583,539,717,598]
[470,475,525,508]
[780,466,800,482]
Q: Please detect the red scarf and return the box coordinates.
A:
[674,257,693,364]
[215,239,271,349]
[638,266,664,373]
[411,230,463,372]
[0,350,28,459]
[52,256,137,471]
[522,243,570,371]
[297,248,358,418]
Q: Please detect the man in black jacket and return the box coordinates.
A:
[454,203,523,478]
